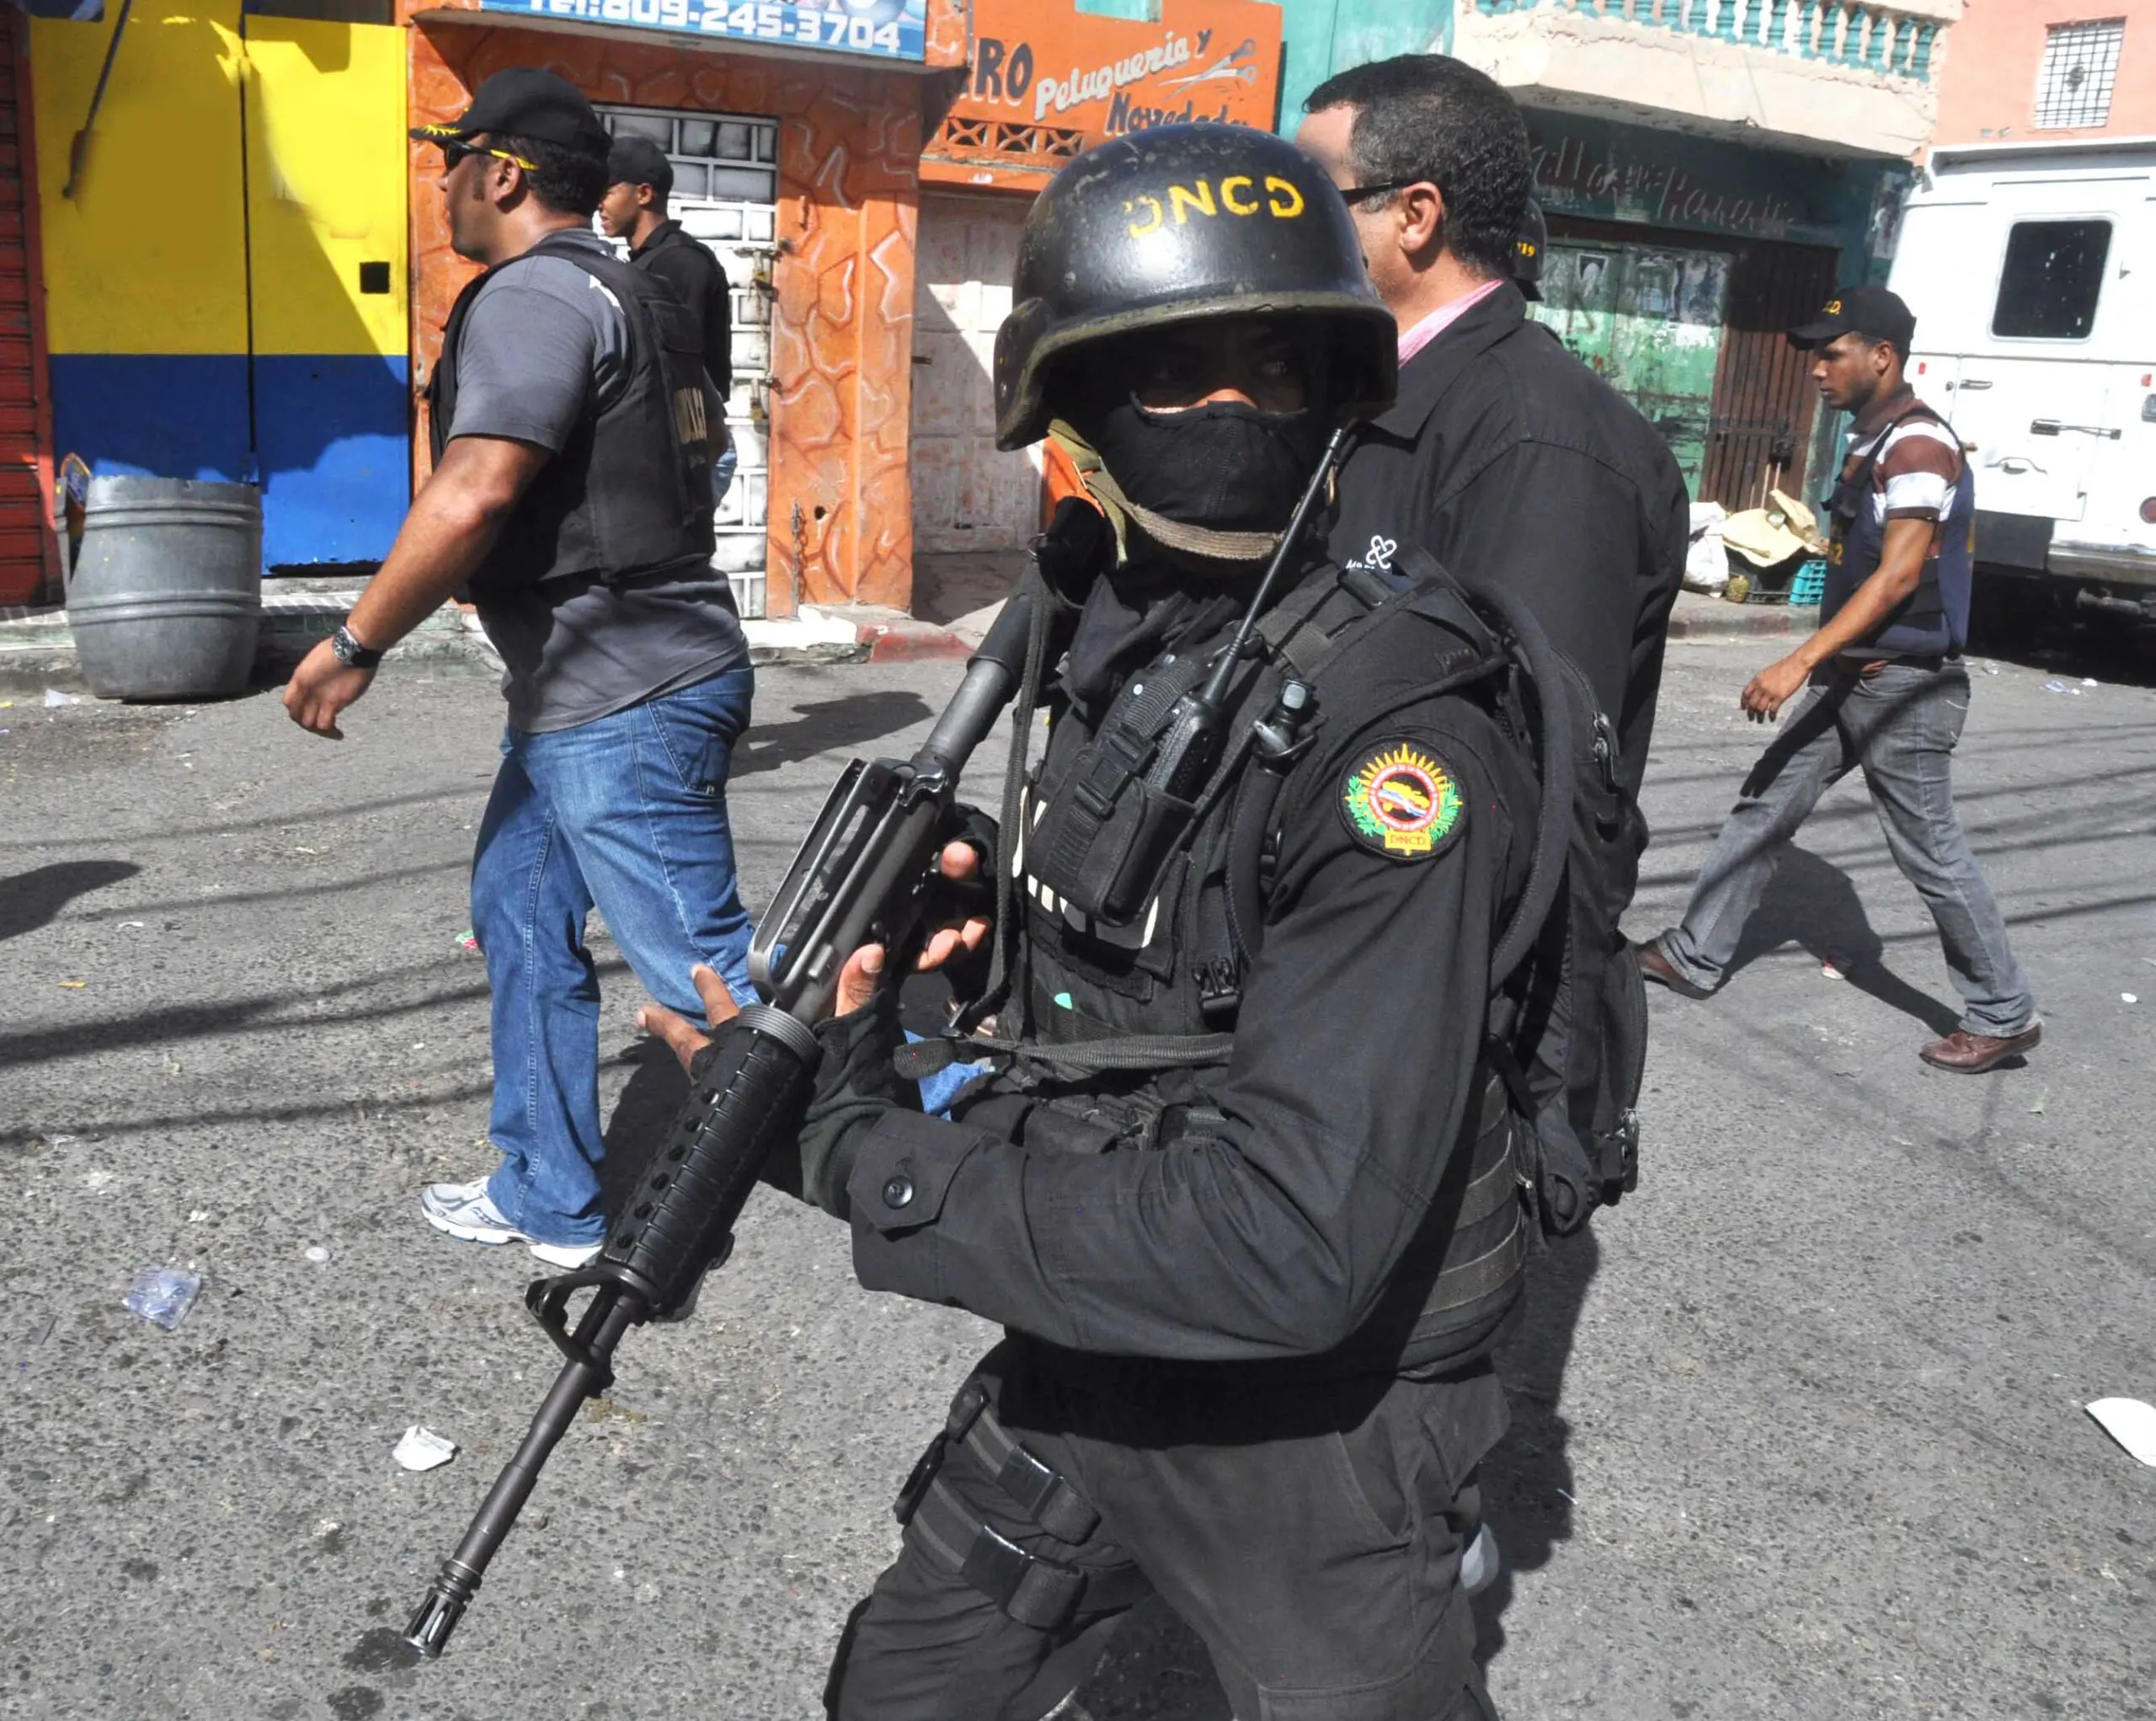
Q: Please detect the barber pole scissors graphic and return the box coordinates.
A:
[1161,36,1259,89]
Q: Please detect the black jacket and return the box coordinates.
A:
[796,559,1537,1379]
[1329,282,1689,813]
[628,219,732,398]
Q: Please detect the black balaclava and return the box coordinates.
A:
[1086,396,1329,535]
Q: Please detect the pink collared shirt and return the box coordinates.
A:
[1396,280,1505,368]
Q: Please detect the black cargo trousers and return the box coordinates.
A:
[823,1336,1508,1721]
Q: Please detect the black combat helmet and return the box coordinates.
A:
[993,125,1397,451]
[1515,197,1547,302]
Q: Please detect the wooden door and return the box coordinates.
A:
[1701,238,1841,510]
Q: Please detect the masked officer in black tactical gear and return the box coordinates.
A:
[645,125,1543,1721]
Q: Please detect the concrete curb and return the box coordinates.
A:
[1668,591,1821,639]
[0,585,1807,695]
[0,591,992,692]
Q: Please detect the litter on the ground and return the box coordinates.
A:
[1982,661,2000,675]
[393,1425,457,1472]
[117,921,144,930]
[56,981,84,989]
[123,1268,203,1332]
[2087,1398,2156,1467]
[304,1245,330,1264]
[2043,680,2068,692]
[1820,960,1844,980]
[2028,1090,2049,1114]
[188,1209,209,1223]
[42,688,80,707]
[2124,994,2139,1005]
[2083,676,2098,687]
[454,927,479,954]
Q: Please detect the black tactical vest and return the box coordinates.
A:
[1822,401,1975,658]
[968,557,1530,1377]
[428,231,717,603]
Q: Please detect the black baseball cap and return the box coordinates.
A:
[1513,197,1546,303]
[1788,284,1917,355]
[409,69,611,160]
[606,136,674,196]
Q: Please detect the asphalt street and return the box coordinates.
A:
[2,623,2151,1720]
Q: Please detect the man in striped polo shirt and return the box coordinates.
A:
[1637,286,2041,1074]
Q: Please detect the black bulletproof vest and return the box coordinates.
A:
[985,559,1529,1376]
[1822,402,1975,657]
[428,231,716,602]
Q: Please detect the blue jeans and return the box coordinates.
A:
[471,665,755,1245]
[1661,662,2036,1037]
[712,438,739,509]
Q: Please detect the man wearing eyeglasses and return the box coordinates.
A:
[1299,56,1689,913]
[281,70,755,1271]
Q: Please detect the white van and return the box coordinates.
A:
[1890,138,2156,623]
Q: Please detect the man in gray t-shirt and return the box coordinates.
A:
[450,223,746,732]
[282,71,758,1268]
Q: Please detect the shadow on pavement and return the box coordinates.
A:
[0,859,140,942]
[599,1037,692,1220]
[1721,844,1961,1035]
[1475,1229,1598,1671]
[734,692,935,778]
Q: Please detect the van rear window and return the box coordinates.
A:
[1993,220,2111,339]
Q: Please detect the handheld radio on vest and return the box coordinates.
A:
[1145,425,1349,799]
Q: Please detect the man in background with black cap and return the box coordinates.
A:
[600,135,737,505]
[1637,285,2041,1074]
[282,68,758,1264]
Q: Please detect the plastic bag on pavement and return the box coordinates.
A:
[124,1267,202,1331]
[1684,529,1730,594]
[1683,502,1730,594]
[393,1426,458,1472]
[2087,1398,2156,1467]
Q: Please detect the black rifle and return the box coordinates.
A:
[401,587,1038,1659]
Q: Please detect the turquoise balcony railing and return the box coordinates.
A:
[1467,0,1944,83]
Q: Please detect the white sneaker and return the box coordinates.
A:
[419,1179,603,1269]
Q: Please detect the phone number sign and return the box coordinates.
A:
[488,0,926,61]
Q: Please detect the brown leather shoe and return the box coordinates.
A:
[1635,937,1715,1000]
[1919,1021,2042,1072]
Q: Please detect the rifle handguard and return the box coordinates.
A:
[603,1005,823,1317]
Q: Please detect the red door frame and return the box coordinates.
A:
[6,9,57,606]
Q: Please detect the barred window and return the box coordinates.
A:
[2033,19,2124,129]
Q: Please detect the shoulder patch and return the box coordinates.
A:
[1339,740,1465,861]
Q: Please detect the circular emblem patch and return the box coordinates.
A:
[1340,740,1465,860]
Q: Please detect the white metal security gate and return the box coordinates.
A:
[597,104,779,616]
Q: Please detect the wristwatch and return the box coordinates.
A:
[331,622,384,671]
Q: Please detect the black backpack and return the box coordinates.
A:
[1221,542,1646,1239]
[1409,547,1647,1237]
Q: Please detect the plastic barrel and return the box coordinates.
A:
[66,477,263,700]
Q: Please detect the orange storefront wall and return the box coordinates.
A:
[405,3,967,615]
[1931,0,2156,150]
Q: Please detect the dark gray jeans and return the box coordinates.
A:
[1661,661,2036,1037]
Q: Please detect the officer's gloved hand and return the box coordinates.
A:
[827,837,993,1009]
[788,975,915,1218]
[790,836,992,1216]
[921,806,998,1002]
